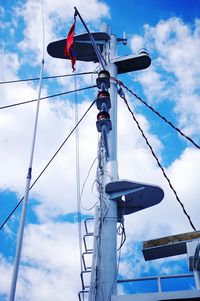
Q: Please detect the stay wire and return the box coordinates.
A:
[119,90,196,232]
[74,7,106,70]
[0,71,97,85]
[0,100,96,231]
[112,78,200,150]
[0,85,96,110]
[81,156,98,211]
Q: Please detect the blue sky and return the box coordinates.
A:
[0,0,200,300]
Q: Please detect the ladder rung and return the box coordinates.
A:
[80,270,91,290]
[84,218,94,234]
[78,290,89,301]
[83,233,94,252]
[82,251,93,271]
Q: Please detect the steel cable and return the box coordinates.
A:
[0,85,96,110]
[0,100,96,231]
[119,88,196,231]
[112,77,200,149]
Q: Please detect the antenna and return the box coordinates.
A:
[123,32,127,45]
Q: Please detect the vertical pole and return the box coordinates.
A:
[9,60,44,301]
[157,276,162,292]
[108,34,118,176]
[96,33,118,301]
[194,270,200,290]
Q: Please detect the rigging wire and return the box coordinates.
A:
[117,218,126,251]
[112,78,200,150]
[74,6,106,70]
[117,198,127,251]
[106,230,124,301]
[0,85,96,110]
[91,137,107,300]
[80,133,110,212]
[106,215,126,301]
[0,100,96,231]
[118,87,197,231]
[80,156,98,211]
[0,71,97,85]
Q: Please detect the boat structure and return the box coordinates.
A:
[47,8,200,301]
[7,7,200,301]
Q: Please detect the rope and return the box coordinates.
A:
[112,78,200,149]
[0,100,96,231]
[118,89,196,232]
[0,72,97,85]
[0,85,96,110]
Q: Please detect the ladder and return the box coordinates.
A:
[79,218,94,301]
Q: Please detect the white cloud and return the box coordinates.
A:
[1,3,200,300]
[119,243,186,280]
[130,34,144,54]
[1,51,20,80]
[15,0,110,76]
[118,146,200,244]
[130,17,200,139]
[0,222,82,300]
[0,255,12,296]
[0,82,99,220]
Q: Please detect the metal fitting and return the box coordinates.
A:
[96,91,111,111]
[96,111,112,133]
[96,70,110,90]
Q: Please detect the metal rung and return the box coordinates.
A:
[78,290,89,301]
[83,233,94,252]
[84,218,94,235]
[80,270,91,291]
[82,251,93,271]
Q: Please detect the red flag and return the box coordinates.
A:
[64,21,76,71]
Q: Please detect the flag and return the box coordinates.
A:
[64,21,76,71]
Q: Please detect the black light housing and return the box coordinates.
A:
[96,70,110,90]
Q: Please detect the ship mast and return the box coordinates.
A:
[88,25,157,300]
[91,31,119,301]
[47,9,200,301]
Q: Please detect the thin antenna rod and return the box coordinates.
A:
[74,7,107,70]
[9,59,44,301]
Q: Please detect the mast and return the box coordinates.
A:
[47,13,167,301]
[94,32,118,301]
[88,29,154,300]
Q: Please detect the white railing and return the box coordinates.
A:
[117,271,200,293]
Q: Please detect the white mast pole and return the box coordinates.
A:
[108,33,118,175]
[95,32,119,301]
[9,60,44,301]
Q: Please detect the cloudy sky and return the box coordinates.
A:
[0,0,200,300]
